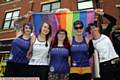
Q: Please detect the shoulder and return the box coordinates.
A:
[12,36,22,44]
[101,34,111,42]
[15,35,22,40]
[102,34,109,39]
[31,34,36,44]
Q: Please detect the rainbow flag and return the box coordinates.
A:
[32,10,95,38]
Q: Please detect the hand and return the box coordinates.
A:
[28,11,33,15]
[26,53,32,60]
[95,8,104,15]
[26,51,32,60]
[55,8,70,13]
[24,11,33,18]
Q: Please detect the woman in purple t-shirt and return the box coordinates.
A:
[49,29,71,80]
[4,12,33,77]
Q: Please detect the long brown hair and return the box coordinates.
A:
[52,29,70,49]
[39,22,52,47]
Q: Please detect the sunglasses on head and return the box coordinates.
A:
[90,26,98,29]
[74,26,83,30]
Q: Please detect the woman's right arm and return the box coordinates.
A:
[26,35,36,60]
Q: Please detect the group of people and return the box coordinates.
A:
[4,9,120,80]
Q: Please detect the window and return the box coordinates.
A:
[3,10,20,29]
[51,2,60,12]
[42,2,60,12]
[77,0,93,10]
[42,4,50,12]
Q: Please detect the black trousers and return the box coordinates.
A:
[100,59,120,80]
[28,65,49,80]
[4,61,29,77]
[69,73,91,80]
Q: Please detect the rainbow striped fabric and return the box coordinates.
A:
[32,10,95,37]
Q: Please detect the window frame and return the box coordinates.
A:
[42,3,51,12]
[2,10,20,30]
[41,1,61,12]
[77,0,94,10]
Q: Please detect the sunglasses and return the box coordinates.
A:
[74,26,83,30]
[25,27,31,29]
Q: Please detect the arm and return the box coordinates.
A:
[26,35,36,60]
[95,9,117,35]
[13,11,32,30]
[13,17,26,30]
[103,13,117,35]
[26,41,33,60]
[88,40,95,58]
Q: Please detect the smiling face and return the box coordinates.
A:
[74,24,83,36]
[90,26,100,37]
[41,22,50,36]
[57,31,66,41]
[73,20,84,36]
[23,25,32,35]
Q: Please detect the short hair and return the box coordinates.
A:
[87,21,102,33]
[23,22,33,33]
[73,20,83,28]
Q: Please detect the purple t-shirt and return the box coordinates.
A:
[8,35,30,64]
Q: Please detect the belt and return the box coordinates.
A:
[111,58,120,64]
[100,58,120,66]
